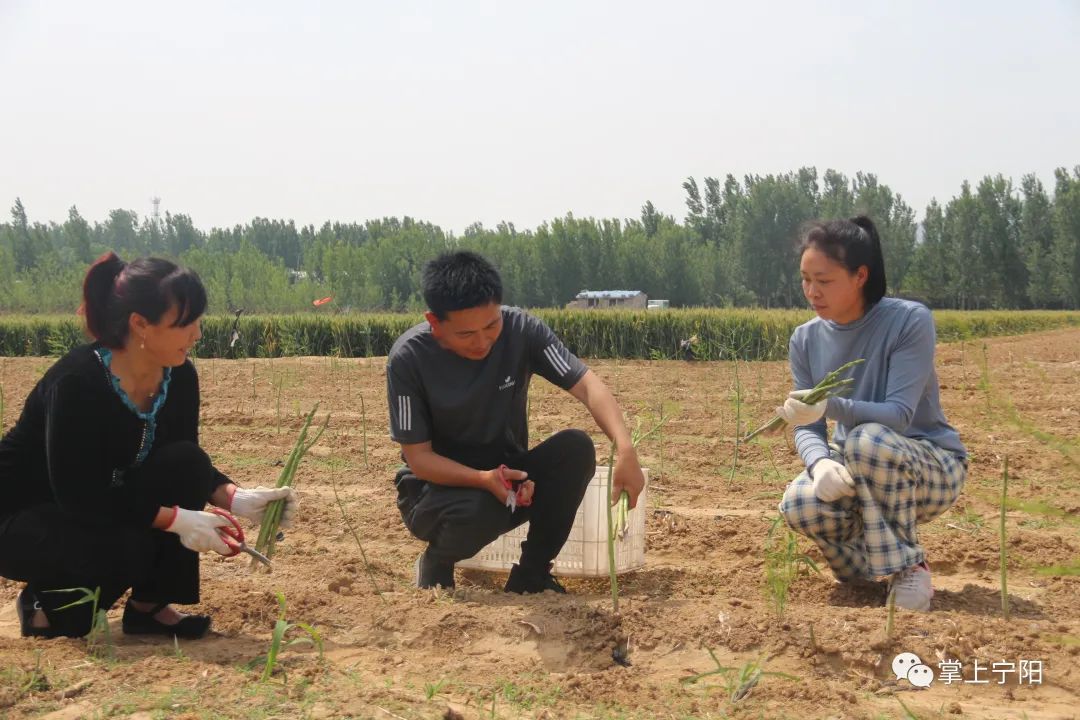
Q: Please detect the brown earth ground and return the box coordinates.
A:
[1,328,1078,720]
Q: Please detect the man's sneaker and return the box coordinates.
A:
[414,551,455,589]
[504,563,567,595]
[890,561,933,612]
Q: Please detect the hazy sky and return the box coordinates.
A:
[2,1,1078,234]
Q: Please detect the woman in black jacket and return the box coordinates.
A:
[0,252,296,639]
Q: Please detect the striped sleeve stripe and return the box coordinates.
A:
[397,395,412,431]
[543,344,571,376]
[795,435,823,453]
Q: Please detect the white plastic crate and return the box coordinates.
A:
[457,466,648,577]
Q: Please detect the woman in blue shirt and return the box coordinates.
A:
[778,216,967,612]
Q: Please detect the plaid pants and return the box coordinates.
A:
[779,423,967,579]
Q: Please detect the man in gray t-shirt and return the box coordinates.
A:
[388,251,646,594]
[388,306,588,466]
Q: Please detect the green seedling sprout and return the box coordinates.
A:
[249,591,323,682]
[681,652,799,704]
[45,586,112,659]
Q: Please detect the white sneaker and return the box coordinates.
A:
[890,562,933,612]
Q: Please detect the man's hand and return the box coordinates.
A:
[776,389,828,426]
[566,371,646,508]
[484,466,528,506]
[515,479,535,507]
[611,450,646,508]
[810,458,856,502]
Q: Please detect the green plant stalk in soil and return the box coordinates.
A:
[607,410,670,613]
[274,373,285,434]
[730,352,743,481]
[763,515,820,618]
[1001,455,1010,620]
[886,585,896,639]
[329,452,386,603]
[604,447,619,613]
[360,393,370,470]
[979,342,992,409]
[658,401,665,482]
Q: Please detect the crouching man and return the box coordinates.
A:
[388,251,645,593]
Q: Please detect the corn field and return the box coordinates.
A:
[0,309,1077,360]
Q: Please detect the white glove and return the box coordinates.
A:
[165,507,233,555]
[229,486,298,528]
[776,389,828,426]
[810,458,856,502]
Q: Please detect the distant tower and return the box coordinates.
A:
[151,196,162,230]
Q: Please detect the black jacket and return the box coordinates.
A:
[0,344,230,526]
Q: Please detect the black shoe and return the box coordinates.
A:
[414,551,455,589]
[504,563,566,595]
[16,588,59,638]
[122,602,212,639]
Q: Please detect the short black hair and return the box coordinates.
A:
[797,215,887,305]
[421,251,503,320]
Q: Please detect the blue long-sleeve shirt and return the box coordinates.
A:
[788,297,966,470]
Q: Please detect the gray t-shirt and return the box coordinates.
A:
[386,306,588,466]
[789,297,966,470]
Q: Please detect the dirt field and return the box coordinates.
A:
[1,328,1078,720]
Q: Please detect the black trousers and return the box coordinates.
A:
[0,441,218,637]
[395,429,596,570]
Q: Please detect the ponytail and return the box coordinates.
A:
[81,251,127,344]
[849,215,887,304]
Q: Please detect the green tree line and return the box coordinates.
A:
[2,166,1078,313]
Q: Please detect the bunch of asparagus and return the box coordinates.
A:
[251,403,330,568]
[742,359,865,442]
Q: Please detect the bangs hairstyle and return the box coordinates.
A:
[421,251,503,320]
[163,269,207,328]
[797,215,887,305]
[82,252,208,348]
